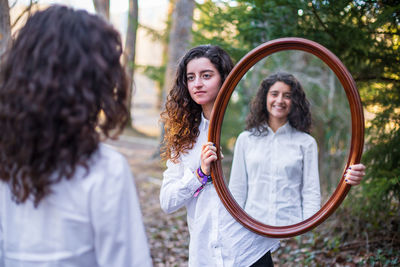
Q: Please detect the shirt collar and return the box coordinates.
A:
[267,121,292,135]
[200,113,209,131]
[276,121,291,134]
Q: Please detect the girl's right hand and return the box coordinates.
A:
[200,142,218,176]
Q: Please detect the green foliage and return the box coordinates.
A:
[194,1,400,78]
[139,23,166,43]
[357,248,400,267]
[135,9,171,101]
[136,64,166,91]
[194,0,400,224]
[356,83,400,219]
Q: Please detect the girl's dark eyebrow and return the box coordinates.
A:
[200,69,215,73]
[269,90,291,93]
[187,69,215,75]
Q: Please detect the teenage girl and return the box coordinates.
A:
[160,45,278,266]
[160,47,365,266]
[0,6,152,267]
[229,72,365,226]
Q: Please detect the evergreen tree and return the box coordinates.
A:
[193,0,400,218]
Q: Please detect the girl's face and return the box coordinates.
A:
[266,81,292,124]
[186,57,222,112]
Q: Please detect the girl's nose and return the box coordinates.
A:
[194,77,203,87]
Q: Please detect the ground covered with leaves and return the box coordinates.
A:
[107,134,399,267]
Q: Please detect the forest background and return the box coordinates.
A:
[0,0,399,266]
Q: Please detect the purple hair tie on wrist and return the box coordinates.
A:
[197,167,211,185]
[193,167,212,197]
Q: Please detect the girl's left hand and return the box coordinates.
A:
[345,163,366,185]
[200,142,218,175]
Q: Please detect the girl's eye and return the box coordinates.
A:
[284,94,291,99]
[203,73,211,79]
[187,76,194,81]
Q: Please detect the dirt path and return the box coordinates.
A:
[106,135,189,267]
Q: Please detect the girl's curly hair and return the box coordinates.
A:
[161,45,234,162]
[0,5,128,206]
[246,72,311,135]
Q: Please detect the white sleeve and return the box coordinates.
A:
[228,133,248,208]
[159,159,202,214]
[301,137,321,220]
[90,155,152,267]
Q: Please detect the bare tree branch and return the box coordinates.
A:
[11,0,37,29]
[9,0,18,9]
[311,3,336,41]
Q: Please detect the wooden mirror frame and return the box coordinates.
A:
[208,37,364,238]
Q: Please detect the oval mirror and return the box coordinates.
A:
[208,37,364,238]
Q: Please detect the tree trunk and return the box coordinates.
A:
[156,0,195,157]
[124,0,139,128]
[0,0,11,58]
[163,0,195,97]
[93,0,109,20]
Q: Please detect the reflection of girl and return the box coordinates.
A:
[160,45,278,266]
[229,72,365,226]
[0,6,152,266]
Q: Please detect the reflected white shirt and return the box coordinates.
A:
[0,144,152,267]
[160,114,278,267]
[229,123,321,226]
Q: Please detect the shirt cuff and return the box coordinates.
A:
[182,167,203,194]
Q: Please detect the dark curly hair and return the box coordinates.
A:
[0,5,128,206]
[161,45,234,162]
[246,72,311,135]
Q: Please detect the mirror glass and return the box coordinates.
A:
[220,50,351,227]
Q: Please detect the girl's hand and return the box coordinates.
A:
[200,142,218,176]
[345,163,366,185]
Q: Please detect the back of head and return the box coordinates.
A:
[0,5,128,206]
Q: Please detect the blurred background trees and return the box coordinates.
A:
[0,0,11,57]
[1,0,39,59]
[191,0,399,263]
[138,1,399,262]
[124,0,138,125]
[192,0,400,225]
[93,0,109,19]
[2,0,399,264]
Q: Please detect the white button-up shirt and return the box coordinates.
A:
[0,144,152,267]
[160,114,278,267]
[229,123,321,226]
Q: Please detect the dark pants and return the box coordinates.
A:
[250,251,274,267]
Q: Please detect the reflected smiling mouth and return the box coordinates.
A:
[273,105,286,109]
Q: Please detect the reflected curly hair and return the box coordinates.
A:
[161,45,234,162]
[246,72,311,135]
[0,5,128,206]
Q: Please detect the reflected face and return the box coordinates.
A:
[266,81,292,124]
[187,57,222,109]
